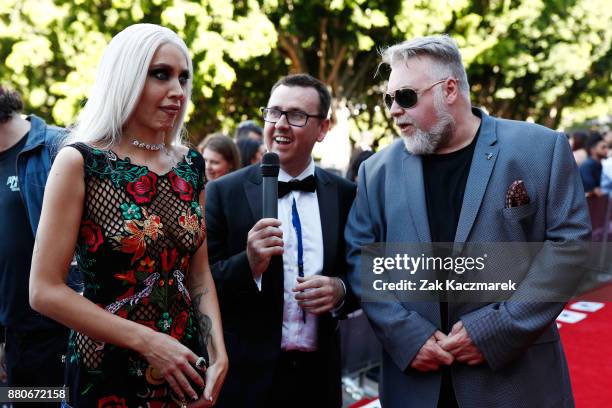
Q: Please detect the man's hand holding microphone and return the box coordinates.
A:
[246,152,344,315]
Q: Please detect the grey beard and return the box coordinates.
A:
[402,112,454,155]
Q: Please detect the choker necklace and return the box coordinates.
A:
[131,139,165,151]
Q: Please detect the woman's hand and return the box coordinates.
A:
[140,330,205,402]
[188,356,228,407]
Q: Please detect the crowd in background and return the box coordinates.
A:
[190,118,376,184]
[187,122,612,192]
[569,129,612,196]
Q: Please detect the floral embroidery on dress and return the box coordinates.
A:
[97,394,127,408]
[168,171,194,201]
[126,172,158,204]
[179,208,200,237]
[191,201,202,217]
[65,143,206,407]
[170,310,189,340]
[172,150,201,187]
[160,248,178,272]
[119,203,142,220]
[138,256,155,273]
[112,208,163,264]
[80,220,104,252]
[113,269,136,285]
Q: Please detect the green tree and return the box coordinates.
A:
[0,0,277,143]
[452,0,612,129]
[2,0,610,149]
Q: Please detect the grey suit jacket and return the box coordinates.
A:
[345,109,591,408]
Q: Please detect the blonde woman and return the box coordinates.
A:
[29,24,227,407]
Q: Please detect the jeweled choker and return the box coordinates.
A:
[131,139,165,151]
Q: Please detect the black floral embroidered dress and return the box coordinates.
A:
[65,143,206,408]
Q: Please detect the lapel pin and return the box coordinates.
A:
[485,153,493,160]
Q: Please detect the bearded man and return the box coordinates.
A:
[344,35,590,407]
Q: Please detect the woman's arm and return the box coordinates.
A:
[29,147,204,401]
[186,189,228,406]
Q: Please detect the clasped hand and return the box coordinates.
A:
[142,331,227,407]
[410,321,485,372]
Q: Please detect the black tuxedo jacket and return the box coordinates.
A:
[205,164,356,407]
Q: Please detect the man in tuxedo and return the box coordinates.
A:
[345,35,591,407]
[206,74,356,407]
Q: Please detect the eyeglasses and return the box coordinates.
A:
[383,79,448,110]
[261,107,325,128]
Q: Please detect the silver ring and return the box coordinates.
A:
[195,356,207,369]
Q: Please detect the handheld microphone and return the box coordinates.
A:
[261,152,279,219]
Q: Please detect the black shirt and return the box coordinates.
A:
[422,125,480,408]
[422,131,479,244]
[0,134,32,328]
[422,125,480,331]
[0,133,56,331]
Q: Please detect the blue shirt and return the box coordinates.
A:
[579,157,602,193]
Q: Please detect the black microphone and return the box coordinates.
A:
[261,152,279,219]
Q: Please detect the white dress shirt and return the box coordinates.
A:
[254,159,323,351]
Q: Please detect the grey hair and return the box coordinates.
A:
[65,23,193,149]
[380,35,470,100]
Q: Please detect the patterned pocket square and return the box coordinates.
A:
[505,180,530,208]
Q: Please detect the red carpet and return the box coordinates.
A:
[559,284,612,408]
[348,284,612,408]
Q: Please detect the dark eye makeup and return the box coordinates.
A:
[148,67,190,85]
[149,68,170,81]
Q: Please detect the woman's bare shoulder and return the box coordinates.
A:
[51,145,85,175]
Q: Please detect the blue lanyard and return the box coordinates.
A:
[291,196,306,323]
[291,197,304,278]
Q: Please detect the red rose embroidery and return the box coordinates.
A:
[80,220,104,252]
[170,311,189,340]
[98,395,127,408]
[168,172,194,201]
[126,172,158,204]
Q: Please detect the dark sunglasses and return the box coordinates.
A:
[383,79,447,110]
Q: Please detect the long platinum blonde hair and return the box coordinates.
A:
[65,23,193,148]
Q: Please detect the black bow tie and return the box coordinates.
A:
[278,175,317,198]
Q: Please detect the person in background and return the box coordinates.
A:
[235,120,263,142]
[198,133,241,181]
[569,131,588,166]
[604,130,612,155]
[600,130,612,194]
[236,137,265,168]
[579,132,609,196]
[28,23,227,407]
[0,86,81,399]
[346,149,374,183]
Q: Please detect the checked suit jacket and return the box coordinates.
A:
[345,108,591,408]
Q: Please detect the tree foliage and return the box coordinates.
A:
[1,0,610,149]
[1,0,277,143]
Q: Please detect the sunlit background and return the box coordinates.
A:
[1,0,611,172]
